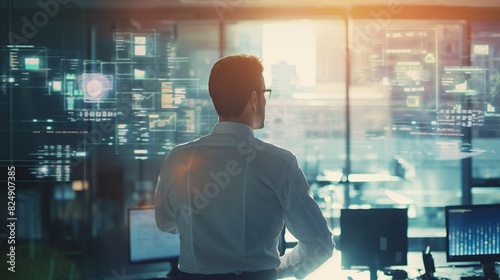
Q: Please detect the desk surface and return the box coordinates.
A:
[103,251,494,280]
[288,251,492,280]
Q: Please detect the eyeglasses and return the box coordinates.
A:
[257,89,272,99]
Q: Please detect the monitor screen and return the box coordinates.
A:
[340,207,408,279]
[445,204,500,263]
[128,207,180,264]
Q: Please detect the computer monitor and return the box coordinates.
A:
[128,207,181,278]
[340,208,408,280]
[445,204,500,279]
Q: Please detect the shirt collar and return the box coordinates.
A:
[210,121,254,138]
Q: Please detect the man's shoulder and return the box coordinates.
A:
[167,136,206,155]
[255,138,296,161]
[166,135,297,162]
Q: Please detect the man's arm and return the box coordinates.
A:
[155,158,179,234]
[276,157,335,279]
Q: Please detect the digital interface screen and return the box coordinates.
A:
[0,45,48,89]
[1,30,218,182]
[472,22,500,119]
[349,24,499,138]
[2,23,500,183]
[384,28,438,111]
[438,67,486,130]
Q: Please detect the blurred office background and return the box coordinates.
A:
[0,0,499,279]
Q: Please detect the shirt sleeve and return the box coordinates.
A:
[155,157,179,234]
[276,156,335,279]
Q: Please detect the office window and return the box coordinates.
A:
[471,22,500,204]
[225,20,347,185]
[350,20,468,233]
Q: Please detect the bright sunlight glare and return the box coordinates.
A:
[262,22,316,88]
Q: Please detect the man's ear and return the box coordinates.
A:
[249,91,258,109]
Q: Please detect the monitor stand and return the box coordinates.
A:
[481,261,499,280]
[166,259,180,280]
[369,266,378,280]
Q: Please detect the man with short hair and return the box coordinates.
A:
[155,54,334,280]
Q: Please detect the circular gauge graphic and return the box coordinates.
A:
[82,74,113,102]
[86,79,104,98]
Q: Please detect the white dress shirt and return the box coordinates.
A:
[155,121,334,279]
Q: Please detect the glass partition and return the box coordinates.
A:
[349,20,469,236]
[471,21,500,205]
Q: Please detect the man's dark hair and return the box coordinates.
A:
[208,54,263,118]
